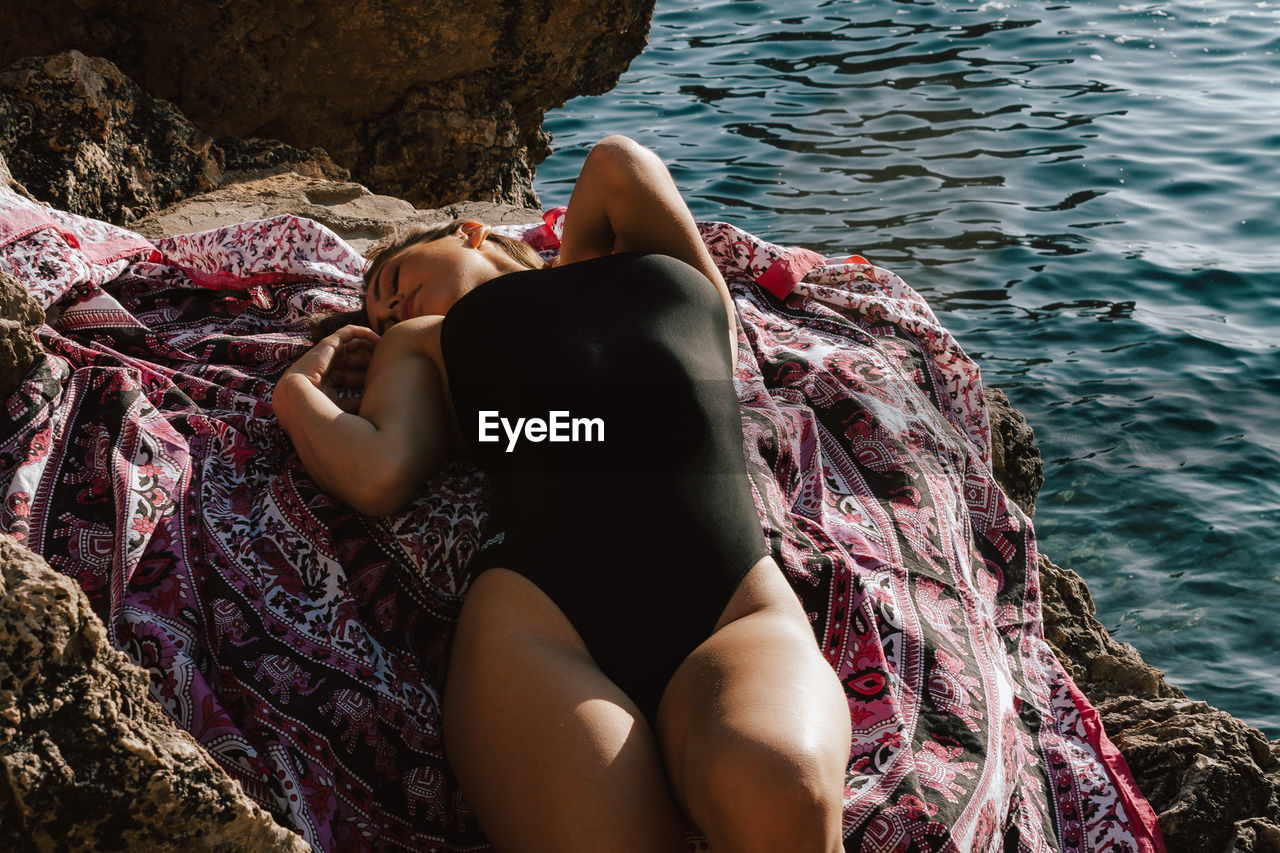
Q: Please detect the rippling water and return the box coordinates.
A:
[534,0,1280,737]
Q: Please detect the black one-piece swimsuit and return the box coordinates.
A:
[439,252,771,724]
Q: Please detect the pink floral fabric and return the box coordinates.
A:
[0,187,1162,852]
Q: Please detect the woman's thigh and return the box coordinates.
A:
[654,557,852,851]
[443,567,686,853]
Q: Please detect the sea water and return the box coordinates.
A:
[534,0,1280,737]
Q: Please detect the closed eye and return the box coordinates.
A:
[372,263,404,334]
[386,265,404,331]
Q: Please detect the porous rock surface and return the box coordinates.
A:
[0,51,348,226]
[0,270,44,402]
[0,150,47,400]
[984,385,1280,853]
[0,0,655,209]
[984,386,1044,518]
[0,148,33,200]
[0,534,309,851]
[1100,697,1280,853]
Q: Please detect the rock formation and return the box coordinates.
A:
[1101,697,1280,853]
[0,534,310,851]
[0,0,656,209]
[984,387,1044,518]
[0,148,33,200]
[0,269,44,402]
[0,51,347,226]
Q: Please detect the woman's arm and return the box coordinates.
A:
[272,320,449,516]
[557,135,740,364]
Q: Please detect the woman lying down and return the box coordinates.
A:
[272,135,853,853]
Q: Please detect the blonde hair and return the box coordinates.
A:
[308,219,543,341]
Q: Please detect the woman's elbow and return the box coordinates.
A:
[347,448,443,517]
[586,135,663,188]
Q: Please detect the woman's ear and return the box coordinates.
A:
[459,220,491,249]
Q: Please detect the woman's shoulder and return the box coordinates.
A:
[380,314,445,363]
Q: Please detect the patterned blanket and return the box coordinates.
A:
[0,187,1163,853]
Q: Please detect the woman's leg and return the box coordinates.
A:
[443,567,686,853]
[655,556,852,853]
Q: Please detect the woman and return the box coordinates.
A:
[272,135,852,852]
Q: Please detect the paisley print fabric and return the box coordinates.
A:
[0,187,1163,853]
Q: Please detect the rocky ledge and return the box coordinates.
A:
[0,0,655,209]
[0,51,349,226]
[0,534,310,851]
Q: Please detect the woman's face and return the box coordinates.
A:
[365,230,495,334]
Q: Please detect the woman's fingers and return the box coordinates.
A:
[328,327,378,388]
[331,323,382,346]
[283,324,380,390]
[287,342,340,387]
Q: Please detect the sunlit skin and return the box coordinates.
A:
[272,135,852,852]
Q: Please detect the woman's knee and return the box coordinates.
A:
[685,722,846,850]
[659,608,850,849]
[697,718,844,804]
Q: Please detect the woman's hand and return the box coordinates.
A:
[277,324,380,414]
[271,319,449,516]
